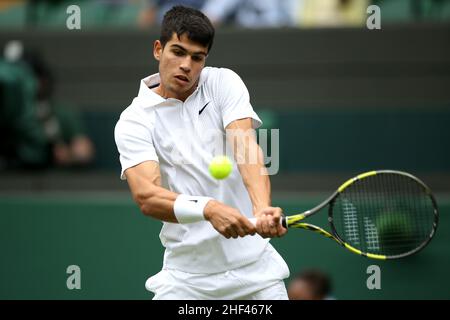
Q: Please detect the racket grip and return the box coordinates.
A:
[248,216,287,228]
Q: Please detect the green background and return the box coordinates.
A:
[1,194,448,300]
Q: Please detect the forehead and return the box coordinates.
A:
[166,32,208,53]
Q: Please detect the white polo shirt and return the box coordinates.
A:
[115,67,270,274]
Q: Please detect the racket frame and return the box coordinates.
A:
[281,170,439,260]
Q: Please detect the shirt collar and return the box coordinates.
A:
[137,69,207,108]
[137,73,165,107]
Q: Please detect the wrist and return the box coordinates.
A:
[253,204,271,215]
[173,194,213,224]
[203,199,220,221]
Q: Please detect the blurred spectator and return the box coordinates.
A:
[1,41,95,170]
[138,0,297,28]
[409,0,450,21]
[287,269,334,300]
[26,0,66,26]
[296,0,369,27]
[96,0,141,26]
[138,0,206,27]
[0,55,48,169]
[0,0,23,11]
[201,0,297,27]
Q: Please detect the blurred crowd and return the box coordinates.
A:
[136,0,450,27]
[1,0,448,171]
[137,0,370,28]
[2,0,448,29]
[0,40,95,171]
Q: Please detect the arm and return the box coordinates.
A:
[124,160,178,222]
[125,160,256,238]
[226,118,286,238]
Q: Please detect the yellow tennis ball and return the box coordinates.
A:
[209,156,232,180]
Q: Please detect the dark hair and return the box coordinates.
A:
[295,269,331,298]
[160,6,215,53]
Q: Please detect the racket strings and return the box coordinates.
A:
[332,173,436,257]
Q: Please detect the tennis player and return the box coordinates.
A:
[114,5,289,299]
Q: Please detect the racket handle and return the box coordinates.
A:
[248,216,287,228]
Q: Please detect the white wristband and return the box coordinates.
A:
[173,194,213,224]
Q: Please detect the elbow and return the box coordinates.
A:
[138,202,152,217]
[134,190,156,217]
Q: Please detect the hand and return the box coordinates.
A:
[53,143,71,165]
[204,200,256,239]
[254,207,287,238]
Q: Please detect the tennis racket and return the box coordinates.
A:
[250,170,438,260]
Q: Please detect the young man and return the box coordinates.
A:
[114,5,289,299]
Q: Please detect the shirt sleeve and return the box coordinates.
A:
[114,108,159,180]
[217,68,262,129]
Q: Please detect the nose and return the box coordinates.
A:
[179,56,191,73]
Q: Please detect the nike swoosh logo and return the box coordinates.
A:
[198,101,210,115]
[188,199,198,203]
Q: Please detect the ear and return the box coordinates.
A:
[153,40,162,61]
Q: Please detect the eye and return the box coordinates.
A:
[173,50,184,56]
[192,55,204,62]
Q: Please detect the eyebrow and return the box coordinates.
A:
[170,44,207,56]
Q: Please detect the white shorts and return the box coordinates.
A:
[145,243,290,300]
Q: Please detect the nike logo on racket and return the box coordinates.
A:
[198,101,210,115]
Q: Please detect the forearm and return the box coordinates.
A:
[130,173,224,223]
[133,183,180,222]
[237,144,286,238]
[226,119,272,214]
[134,182,251,237]
[237,143,272,214]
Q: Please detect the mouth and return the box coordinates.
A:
[174,75,189,83]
